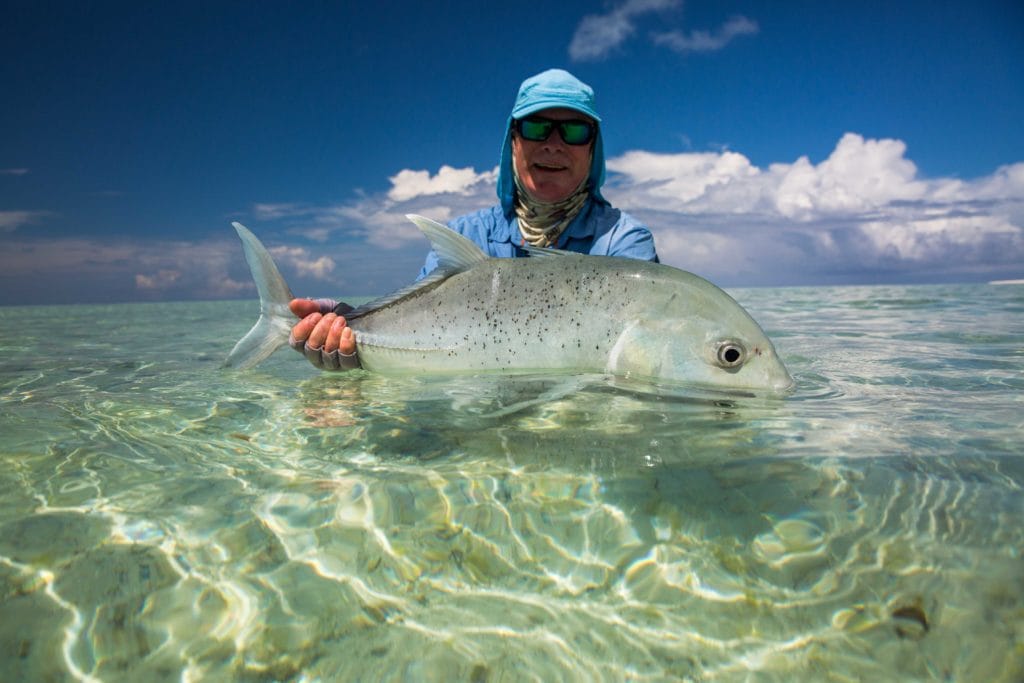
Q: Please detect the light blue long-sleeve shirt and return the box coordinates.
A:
[418,199,659,279]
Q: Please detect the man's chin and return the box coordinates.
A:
[524,174,574,200]
[530,186,573,202]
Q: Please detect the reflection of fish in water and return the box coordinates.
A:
[225,215,794,395]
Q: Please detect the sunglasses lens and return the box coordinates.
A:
[559,121,594,145]
[518,118,553,141]
[516,117,595,145]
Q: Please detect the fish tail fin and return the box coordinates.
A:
[223,222,295,370]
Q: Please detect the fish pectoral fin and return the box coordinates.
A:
[605,320,670,378]
[406,215,489,271]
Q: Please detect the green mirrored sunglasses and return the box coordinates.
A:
[514,116,596,146]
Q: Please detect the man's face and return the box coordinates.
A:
[511,107,594,203]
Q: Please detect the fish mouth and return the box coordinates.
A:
[770,372,796,395]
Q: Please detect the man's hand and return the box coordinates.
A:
[289,299,359,370]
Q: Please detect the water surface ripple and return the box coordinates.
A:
[1,285,1022,681]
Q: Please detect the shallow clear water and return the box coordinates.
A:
[1,284,1022,681]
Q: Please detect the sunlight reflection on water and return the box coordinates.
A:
[0,286,1022,681]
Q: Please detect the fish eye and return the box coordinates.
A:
[715,341,746,369]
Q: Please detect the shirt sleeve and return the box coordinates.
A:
[606,211,660,263]
[418,250,441,280]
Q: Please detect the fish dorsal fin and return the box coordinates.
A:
[344,216,486,321]
[406,214,489,271]
[521,244,575,259]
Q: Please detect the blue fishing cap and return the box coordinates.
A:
[498,69,607,215]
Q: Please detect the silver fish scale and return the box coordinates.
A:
[349,256,651,374]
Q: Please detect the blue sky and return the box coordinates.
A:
[2,0,1022,304]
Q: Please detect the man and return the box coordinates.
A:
[290,68,659,371]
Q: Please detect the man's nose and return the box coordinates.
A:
[542,130,569,149]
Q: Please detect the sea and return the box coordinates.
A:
[1,283,1021,682]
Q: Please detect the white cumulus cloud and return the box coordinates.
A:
[387,165,496,202]
[603,133,1024,283]
[606,133,948,220]
[774,133,927,218]
[269,245,336,279]
[605,149,760,207]
[859,215,1019,262]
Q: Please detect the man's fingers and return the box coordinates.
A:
[288,306,358,369]
[325,317,357,354]
[289,299,320,318]
[290,312,322,344]
[324,317,345,353]
[306,313,337,349]
[339,325,356,355]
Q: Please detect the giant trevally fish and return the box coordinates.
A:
[225,215,793,395]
